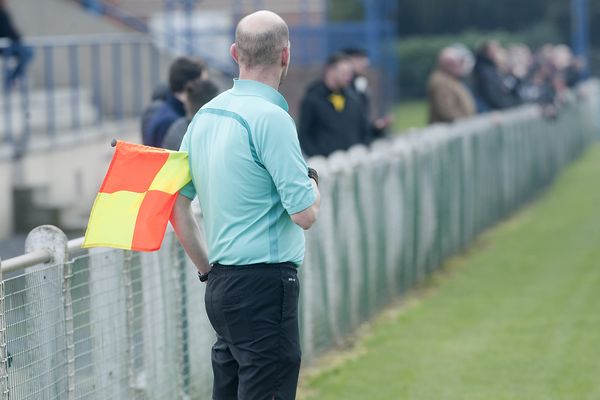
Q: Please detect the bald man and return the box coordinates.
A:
[170,10,320,400]
[427,47,476,123]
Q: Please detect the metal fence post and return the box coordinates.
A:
[24,225,68,399]
[2,55,14,146]
[122,250,136,399]
[170,238,187,399]
[43,46,56,137]
[595,82,600,140]
[62,253,75,400]
[0,259,9,400]
[571,0,590,77]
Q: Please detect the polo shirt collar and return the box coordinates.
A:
[231,79,289,112]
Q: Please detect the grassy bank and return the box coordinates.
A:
[391,100,428,133]
[300,144,600,400]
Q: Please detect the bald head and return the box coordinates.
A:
[439,47,458,68]
[234,10,289,69]
[438,47,462,77]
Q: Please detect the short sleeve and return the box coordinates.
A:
[255,109,316,215]
[178,129,197,200]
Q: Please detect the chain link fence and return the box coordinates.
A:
[0,81,598,399]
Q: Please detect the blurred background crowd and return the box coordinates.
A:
[140,39,587,160]
[427,40,586,123]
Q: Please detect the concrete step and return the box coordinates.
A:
[0,87,98,137]
[0,87,91,110]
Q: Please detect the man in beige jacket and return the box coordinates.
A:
[427,47,476,123]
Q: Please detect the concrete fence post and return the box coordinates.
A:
[88,249,128,398]
[24,225,68,399]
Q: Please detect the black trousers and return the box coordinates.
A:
[204,262,301,400]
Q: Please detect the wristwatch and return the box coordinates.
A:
[198,271,210,282]
[308,167,319,186]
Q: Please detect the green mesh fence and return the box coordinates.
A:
[0,81,598,399]
[298,82,598,361]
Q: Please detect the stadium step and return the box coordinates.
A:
[0,86,98,139]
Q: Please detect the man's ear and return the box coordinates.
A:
[230,43,239,64]
[282,44,290,67]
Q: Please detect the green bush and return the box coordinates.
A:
[396,25,563,99]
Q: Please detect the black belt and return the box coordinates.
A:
[210,261,297,273]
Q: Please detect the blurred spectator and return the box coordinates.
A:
[507,44,533,81]
[549,44,588,97]
[298,53,370,157]
[0,0,34,89]
[426,46,476,123]
[564,56,586,88]
[473,40,520,111]
[451,43,475,77]
[142,57,205,147]
[506,44,542,103]
[527,48,557,105]
[162,78,219,151]
[550,44,573,98]
[342,47,392,139]
[341,48,369,107]
[140,82,170,142]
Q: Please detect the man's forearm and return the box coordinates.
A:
[290,179,321,230]
[170,195,211,274]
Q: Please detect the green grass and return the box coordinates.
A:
[391,100,428,133]
[300,144,600,400]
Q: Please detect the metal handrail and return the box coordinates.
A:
[0,33,150,49]
[0,29,237,49]
[1,237,88,273]
[1,250,52,273]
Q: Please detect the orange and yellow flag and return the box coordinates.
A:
[82,141,191,251]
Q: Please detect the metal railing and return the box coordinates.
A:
[1,34,169,155]
[0,238,85,275]
[0,80,597,399]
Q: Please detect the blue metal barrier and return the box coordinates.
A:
[43,45,55,137]
[571,0,590,77]
[1,34,168,155]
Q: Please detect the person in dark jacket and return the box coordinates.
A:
[473,40,519,111]
[298,53,371,158]
[0,0,34,89]
[143,57,205,147]
[162,78,219,151]
[342,47,391,139]
[140,82,170,142]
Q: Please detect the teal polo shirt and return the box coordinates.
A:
[179,79,316,266]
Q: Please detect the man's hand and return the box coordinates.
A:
[374,114,393,130]
[170,195,211,277]
[291,171,321,230]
